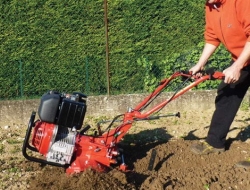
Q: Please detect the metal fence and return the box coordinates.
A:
[0,56,108,100]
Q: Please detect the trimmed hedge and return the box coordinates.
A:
[0,0,230,99]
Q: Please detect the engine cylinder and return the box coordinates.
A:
[46,126,76,164]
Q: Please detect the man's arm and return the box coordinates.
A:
[189,43,217,74]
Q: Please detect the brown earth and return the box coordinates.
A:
[1,107,250,190]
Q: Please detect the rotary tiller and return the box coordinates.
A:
[22,70,224,174]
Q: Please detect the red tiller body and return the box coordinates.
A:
[22,70,224,174]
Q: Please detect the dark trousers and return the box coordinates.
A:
[206,65,250,148]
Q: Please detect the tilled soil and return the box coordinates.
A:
[1,109,250,190]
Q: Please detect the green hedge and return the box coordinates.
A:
[0,0,231,99]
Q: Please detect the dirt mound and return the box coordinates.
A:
[20,139,250,190]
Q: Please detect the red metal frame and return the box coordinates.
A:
[65,71,224,173]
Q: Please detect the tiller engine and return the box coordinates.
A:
[22,70,224,174]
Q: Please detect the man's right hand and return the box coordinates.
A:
[189,64,204,78]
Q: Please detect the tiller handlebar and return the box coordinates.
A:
[22,70,224,174]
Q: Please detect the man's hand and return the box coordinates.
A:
[189,64,204,78]
[223,64,241,84]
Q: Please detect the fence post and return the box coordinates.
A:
[104,0,110,95]
[85,57,89,94]
[19,60,23,98]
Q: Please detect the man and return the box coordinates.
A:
[189,0,250,168]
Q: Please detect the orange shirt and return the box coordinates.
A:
[205,0,250,64]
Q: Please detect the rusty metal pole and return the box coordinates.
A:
[104,0,110,95]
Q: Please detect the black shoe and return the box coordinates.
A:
[190,141,225,155]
